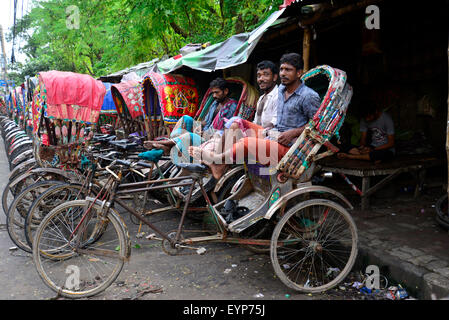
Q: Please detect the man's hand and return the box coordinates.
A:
[358,146,372,154]
[278,129,299,146]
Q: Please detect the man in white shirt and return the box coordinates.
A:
[253,60,279,129]
[189,60,280,178]
[221,60,279,138]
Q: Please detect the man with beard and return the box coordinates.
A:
[143,77,237,154]
[189,53,321,179]
[201,77,238,132]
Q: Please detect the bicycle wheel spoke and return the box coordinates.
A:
[271,200,357,292]
[33,200,127,298]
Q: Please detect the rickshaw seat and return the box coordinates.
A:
[174,162,207,173]
[109,140,140,151]
[138,149,164,163]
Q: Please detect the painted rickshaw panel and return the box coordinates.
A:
[111,80,144,119]
[141,71,199,126]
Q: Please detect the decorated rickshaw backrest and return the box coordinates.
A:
[100,82,117,115]
[195,77,259,122]
[276,65,353,180]
[111,80,144,119]
[142,72,199,125]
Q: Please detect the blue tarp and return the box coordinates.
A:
[101,82,117,114]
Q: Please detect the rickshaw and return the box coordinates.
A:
[32,65,357,298]
[4,70,107,252]
[4,70,105,208]
[141,71,200,140]
[31,70,105,169]
[98,82,119,134]
[110,80,145,139]
[24,77,38,135]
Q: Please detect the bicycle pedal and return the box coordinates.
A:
[145,233,162,241]
[174,244,206,255]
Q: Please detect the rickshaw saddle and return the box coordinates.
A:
[174,162,207,173]
[138,149,164,163]
[109,140,140,151]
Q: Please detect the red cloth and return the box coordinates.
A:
[39,71,106,110]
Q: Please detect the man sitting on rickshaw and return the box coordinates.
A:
[143,77,237,154]
[189,53,321,179]
[221,60,279,143]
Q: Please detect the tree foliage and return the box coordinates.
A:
[9,0,284,82]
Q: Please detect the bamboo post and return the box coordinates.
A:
[302,27,312,72]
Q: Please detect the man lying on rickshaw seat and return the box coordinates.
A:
[189,53,321,180]
[143,77,237,155]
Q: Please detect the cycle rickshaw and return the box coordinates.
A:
[4,71,106,252]
[32,65,357,298]
[110,80,146,139]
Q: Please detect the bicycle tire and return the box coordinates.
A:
[270,199,358,293]
[7,180,65,252]
[33,200,130,299]
[435,194,449,222]
[24,183,89,248]
[2,170,69,217]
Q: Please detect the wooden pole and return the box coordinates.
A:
[302,27,312,72]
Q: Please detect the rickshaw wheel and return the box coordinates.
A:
[33,200,129,299]
[270,199,358,293]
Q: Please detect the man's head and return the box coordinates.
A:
[256,60,278,92]
[279,53,304,86]
[209,78,230,103]
[361,102,381,122]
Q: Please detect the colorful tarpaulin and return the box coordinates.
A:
[141,72,199,125]
[154,9,285,74]
[37,71,106,124]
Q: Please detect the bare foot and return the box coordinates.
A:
[144,141,155,149]
[188,146,216,163]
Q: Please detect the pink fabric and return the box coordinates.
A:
[39,71,106,110]
[111,81,144,119]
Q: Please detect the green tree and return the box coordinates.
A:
[8,0,284,83]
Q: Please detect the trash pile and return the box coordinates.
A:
[327,271,415,300]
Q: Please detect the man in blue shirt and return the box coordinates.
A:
[274,53,321,146]
[188,53,321,179]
